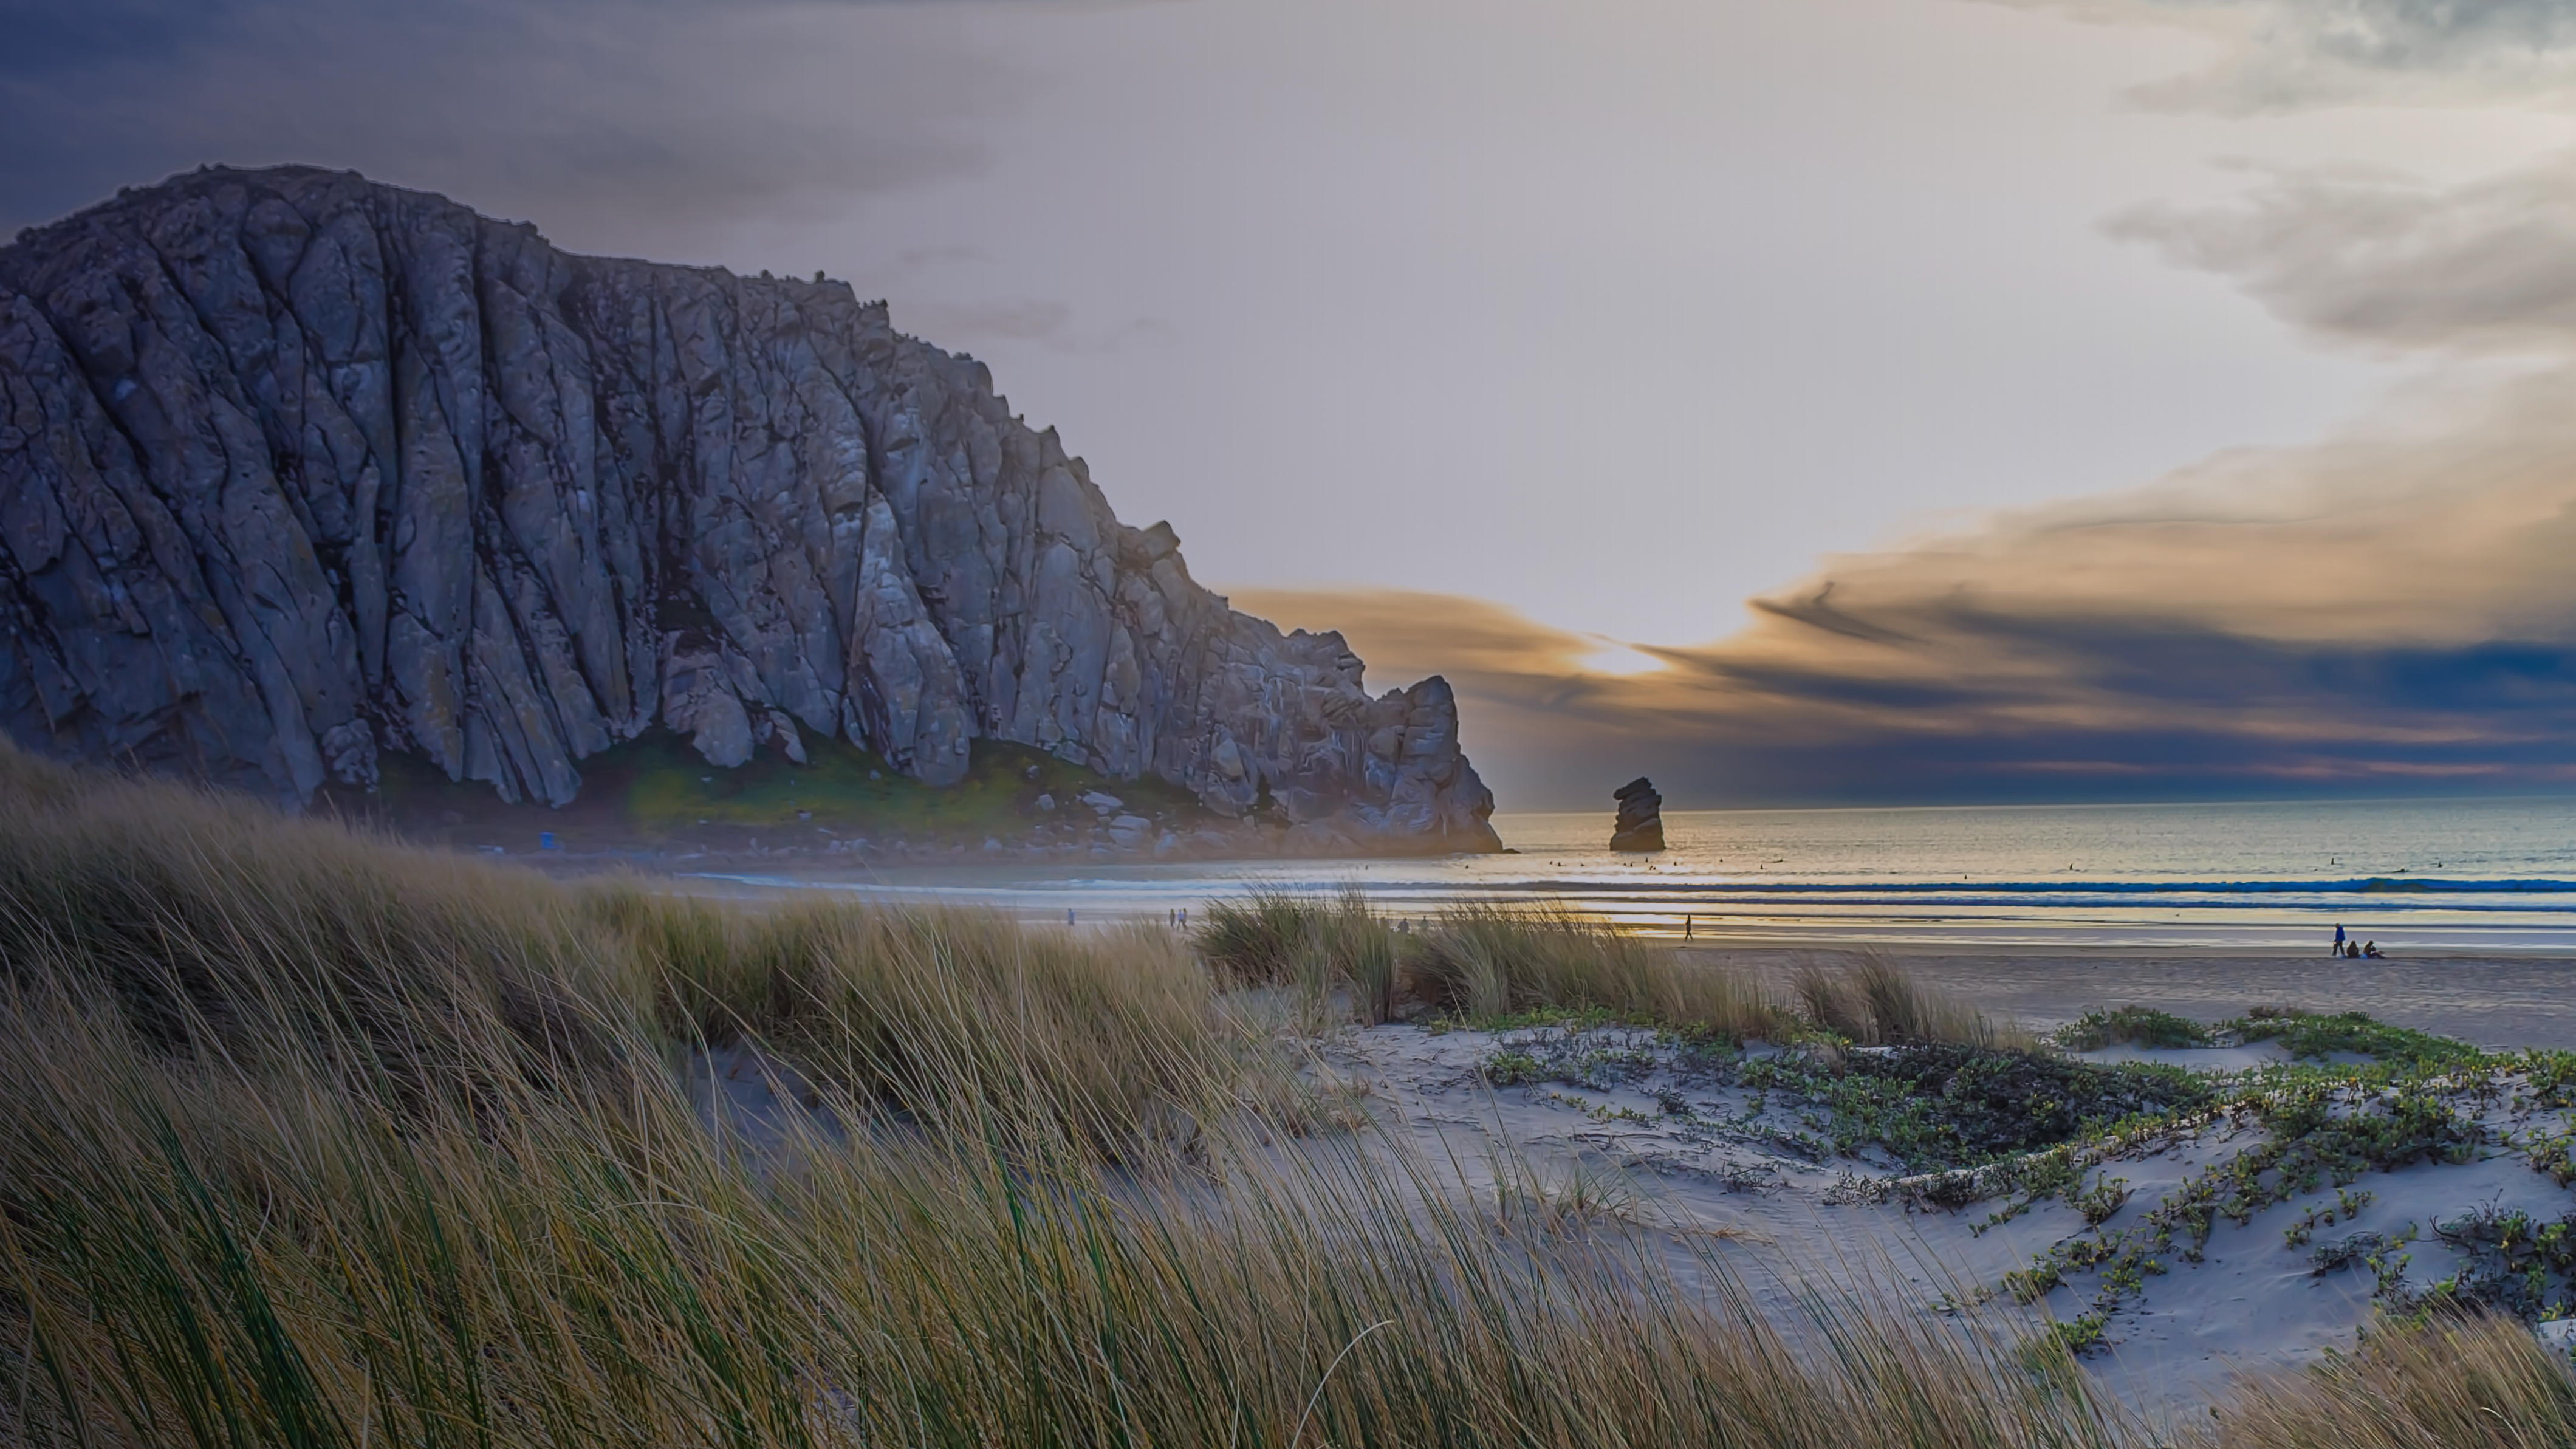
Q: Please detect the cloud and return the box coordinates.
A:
[1274,143,2576,811]
[1980,0,2576,110]
[2109,153,2576,352]
[1225,588,1608,697]
[0,0,1064,245]
[1226,587,1690,807]
[1236,362,2576,810]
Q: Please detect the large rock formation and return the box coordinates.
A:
[0,167,1498,852]
[1609,776,1664,852]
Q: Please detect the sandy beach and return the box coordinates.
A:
[1682,945,2576,1050]
[680,858,2576,1048]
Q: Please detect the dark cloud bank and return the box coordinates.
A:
[0,0,1045,248]
[1986,0,2576,110]
[1253,151,2576,810]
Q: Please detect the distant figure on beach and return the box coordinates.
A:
[2365,940,2384,959]
[2332,923,2346,956]
[2345,940,2361,959]
[1685,916,1694,940]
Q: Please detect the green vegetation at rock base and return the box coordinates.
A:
[331,726,1212,854]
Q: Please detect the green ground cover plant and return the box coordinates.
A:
[340,727,1206,851]
[2396,1204,2576,1324]
[2055,1007,2213,1052]
[2221,1008,2482,1067]
[1729,1045,2211,1173]
[1471,1028,1665,1094]
[1999,1069,2492,1329]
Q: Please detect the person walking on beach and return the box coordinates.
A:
[2332,923,2346,957]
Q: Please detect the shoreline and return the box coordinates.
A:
[629,858,2576,1049]
[522,852,2576,954]
[1666,935,2576,959]
[1680,945,2576,1050]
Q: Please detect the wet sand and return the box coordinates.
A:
[1680,946,2576,1050]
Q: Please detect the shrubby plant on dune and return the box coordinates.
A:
[2055,1007,2214,1053]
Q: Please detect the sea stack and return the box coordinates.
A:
[1610,777,1665,852]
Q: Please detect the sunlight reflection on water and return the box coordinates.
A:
[693,798,2576,951]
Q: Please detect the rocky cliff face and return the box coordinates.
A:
[0,167,1498,852]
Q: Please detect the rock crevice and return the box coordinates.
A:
[0,167,1498,852]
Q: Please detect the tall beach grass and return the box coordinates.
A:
[1200,891,2007,1049]
[1794,953,2028,1049]
[1403,900,1787,1038]
[0,741,2567,1447]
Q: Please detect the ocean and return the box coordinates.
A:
[698,796,2576,951]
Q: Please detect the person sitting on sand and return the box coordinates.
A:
[2364,940,2384,959]
[2345,940,2362,959]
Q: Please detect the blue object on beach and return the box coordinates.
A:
[540,832,558,850]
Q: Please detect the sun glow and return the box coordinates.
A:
[1578,642,1666,676]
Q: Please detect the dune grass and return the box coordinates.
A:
[0,1030,2154,1449]
[0,741,1224,1148]
[1205,895,2028,1047]
[2216,1310,2576,1448]
[1205,894,1793,1040]
[1793,953,2026,1049]
[0,750,2142,1448]
[2,744,2571,1447]
[1196,887,1398,1026]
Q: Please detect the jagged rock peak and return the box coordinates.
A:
[0,165,1498,852]
[1610,776,1664,852]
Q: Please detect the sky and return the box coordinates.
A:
[6,0,2575,808]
